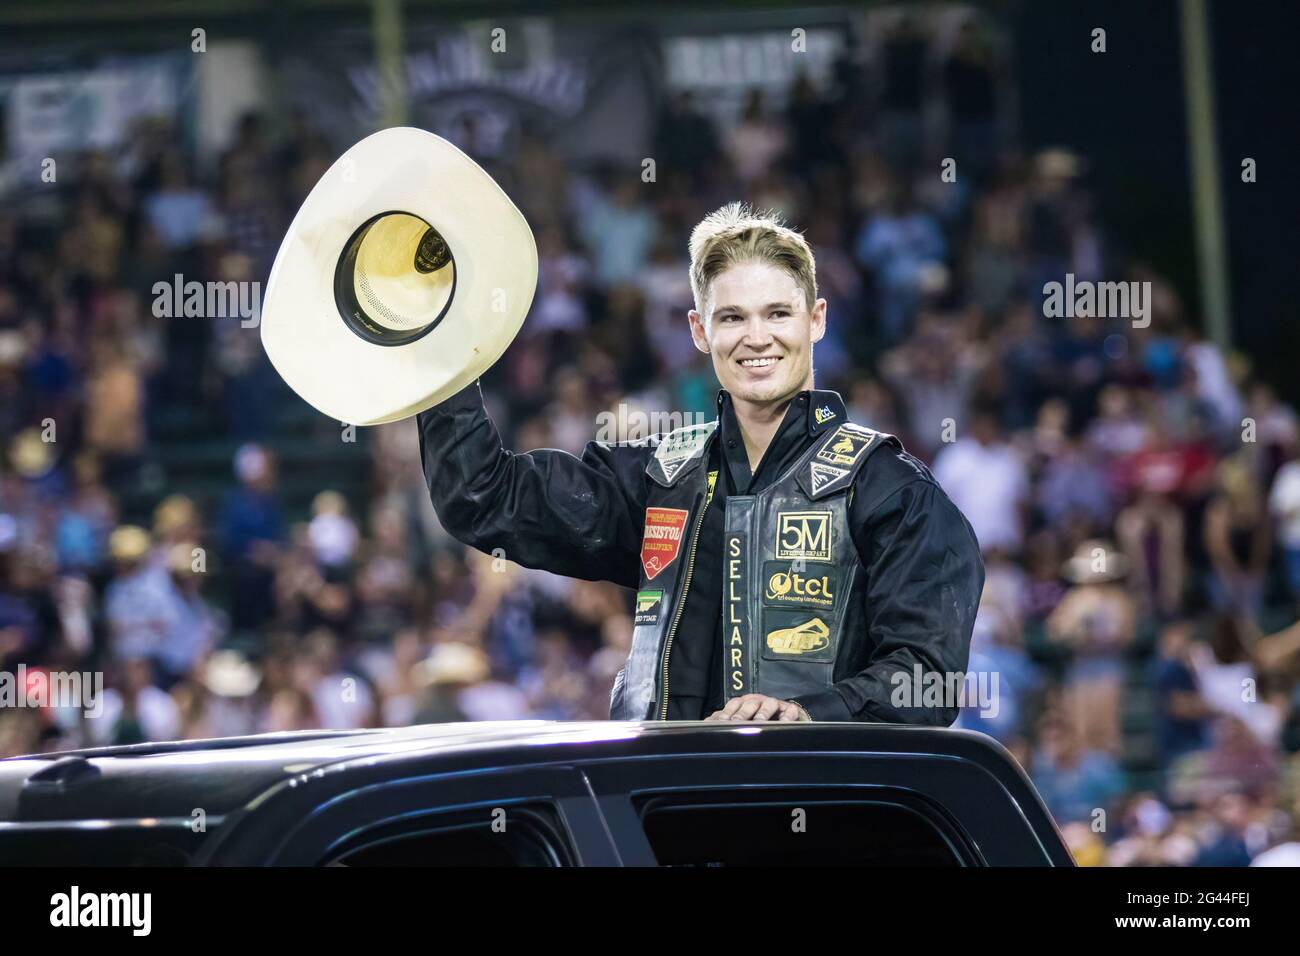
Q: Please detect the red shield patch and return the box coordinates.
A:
[641,507,689,580]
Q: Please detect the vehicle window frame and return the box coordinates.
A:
[322,801,575,867]
[633,786,975,866]
[200,764,615,866]
[579,751,1063,866]
[0,818,220,866]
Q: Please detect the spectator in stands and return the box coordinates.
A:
[142,150,216,250]
[573,175,658,288]
[219,444,285,633]
[941,20,1001,179]
[1030,713,1126,825]
[724,88,789,186]
[1046,540,1136,755]
[855,181,946,342]
[933,405,1028,555]
[104,525,175,665]
[83,337,145,485]
[156,541,221,687]
[88,655,180,746]
[1116,472,1186,619]
[1203,458,1272,617]
[651,90,720,184]
[1268,446,1300,610]
[1151,619,1213,766]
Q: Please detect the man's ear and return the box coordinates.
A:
[810,298,828,345]
[688,309,711,353]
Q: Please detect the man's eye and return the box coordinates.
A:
[771,311,790,318]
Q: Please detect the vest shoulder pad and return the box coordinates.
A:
[646,420,718,487]
[797,421,898,500]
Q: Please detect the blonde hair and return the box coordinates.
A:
[688,202,817,326]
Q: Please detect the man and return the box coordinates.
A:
[417,202,983,723]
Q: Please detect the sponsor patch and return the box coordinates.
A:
[808,461,849,495]
[762,561,838,610]
[814,404,836,426]
[641,507,689,580]
[653,423,715,483]
[775,510,833,561]
[816,425,875,468]
[634,589,663,626]
[725,532,750,696]
[764,614,833,658]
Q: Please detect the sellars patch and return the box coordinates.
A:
[641,507,689,580]
[725,532,750,695]
[634,589,663,626]
[815,425,875,468]
[762,561,838,610]
[762,610,837,663]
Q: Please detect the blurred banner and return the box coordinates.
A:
[1,54,190,168]
[279,13,854,162]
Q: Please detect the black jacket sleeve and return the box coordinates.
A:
[415,381,649,588]
[792,449,984,725]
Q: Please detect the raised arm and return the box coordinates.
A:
[416,381,648,587]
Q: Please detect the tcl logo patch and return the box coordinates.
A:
[641,507,689,580]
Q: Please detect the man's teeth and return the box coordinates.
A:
[740,357,779,368]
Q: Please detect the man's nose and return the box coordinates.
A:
[740,316,773,348]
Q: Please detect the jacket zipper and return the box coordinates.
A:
[658,492,708,719]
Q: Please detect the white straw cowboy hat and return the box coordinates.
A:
[260,127,537,426]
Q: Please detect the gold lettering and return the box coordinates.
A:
[731,647,742,667]
[728,537,740,557]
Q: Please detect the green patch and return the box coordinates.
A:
[634,590,664,626]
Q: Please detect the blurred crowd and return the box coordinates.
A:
[1,13,1299,866]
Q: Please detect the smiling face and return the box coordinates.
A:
[688,260,826,408]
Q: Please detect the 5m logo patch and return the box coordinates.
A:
[776,511,832,561]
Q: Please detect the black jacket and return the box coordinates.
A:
[416,382,985,724]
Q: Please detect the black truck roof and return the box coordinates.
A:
[0,720,1050,826]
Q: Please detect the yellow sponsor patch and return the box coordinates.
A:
[763,562,836,609]
[765,617,831,655]
[815,425,875,468]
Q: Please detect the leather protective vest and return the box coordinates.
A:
[610,418,895,720]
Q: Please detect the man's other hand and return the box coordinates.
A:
[705,694,811,722]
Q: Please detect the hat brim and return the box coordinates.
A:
[261,127,537,426]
